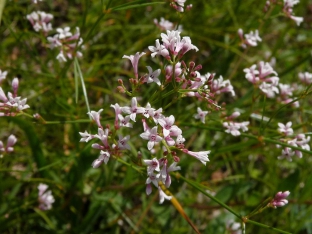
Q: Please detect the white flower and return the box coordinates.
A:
[158,187,172,204]
[140,126,162,150]
[183,149,210,165]
[278,122,293,136]
[57,27,72,39]
[298,72,312,84]
[0,69,8,83]
[146,66,161,86]
[194,107,208,123]
[87,109,103,128]
[121,97,145,122]
[92,151,110,168]
[38,183,55,210]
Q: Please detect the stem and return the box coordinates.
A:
[246,219,292,234]
[174,173,242,219]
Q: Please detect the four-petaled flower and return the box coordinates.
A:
[140,126,162,150]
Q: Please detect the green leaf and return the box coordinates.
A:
[0,0,5,26]
[111,1,165,11]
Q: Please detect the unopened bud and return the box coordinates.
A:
[12,78,19,96]
[181,60,187,69]
[190,71,197,78]
[194,64,202,71]
[118,79,123,85]
[189,61,195,70]
[117,86,126,93]
[173,155,180,162]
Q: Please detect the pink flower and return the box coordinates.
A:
[117,135,131,150]
[87,109,103,128]
[122,52,146,79]
[0,69,8,83]
[38,183,55,210]
[148,39,170,58]
[121,97,145,122]
[140,126,162,150]
[118,114,133,128]
[270,191,290,208]
[146,66,161,86]
[158,115,182,137]
[298,72,312,84]
[194,107,209,124]
[144,157,160,174]
[278,122,293,136]
[92,151,110,168]
[183,149,210,165]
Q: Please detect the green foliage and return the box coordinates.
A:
[1,0,312,233]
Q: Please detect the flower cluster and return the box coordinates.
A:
[298,72,312,84]
[238,29,262,48]
[223,111,249,136]
[154,18,176,31]
[243,61,279,98]
[269,191,290,208]
[26,11,53,34]
[276,122,310,161]
[0,134,17,156]
[38,183,55,210]
[47,27,84,62]
[79,96,211,203]
[144,158,180,204]
[278,83,299,107]
[148,30,198,60]
[283,0,303,26]
[0,77,30,116]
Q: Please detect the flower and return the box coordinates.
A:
[0,134,17,153]
[91,151,110,168]
[223,121,249,136]
[122,52,146,79]
[194,107,209,123]
[238,28,262,48]
[87,109,103,128]
[47,27,84,62]
[118,114,133,128]
[270,191,290,208]
[154,18,175,31]
[148,39,170,58]
[158,187,172,204]
[183,149,210,165]
[140,126,162,150]
[298,72,312,84]
[283,0,303,26]
[79,131,93,142]
[117,135,131,150]
[121,97,145,122]
[146,66,161,86]
[26,11,53,33]
[158,115,182,137]
[0,69,8,83]
[144,157,160,174]
[278,122,293,136]
[38,183,55,210]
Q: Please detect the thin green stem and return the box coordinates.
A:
[174,173,242,219]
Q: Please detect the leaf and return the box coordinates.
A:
[0,0,5,26]
[111,1,165,11]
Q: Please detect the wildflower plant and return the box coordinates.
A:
[1,0,312,233]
